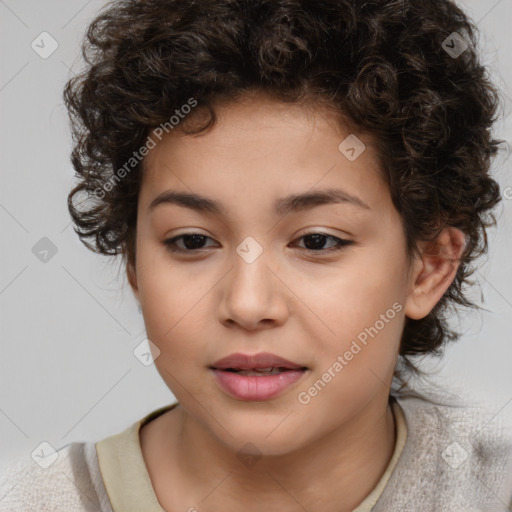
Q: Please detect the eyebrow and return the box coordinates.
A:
[148,188,370,216]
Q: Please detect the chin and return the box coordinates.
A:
[210,420,308,458]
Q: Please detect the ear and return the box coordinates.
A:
[127,262,140,303]
[404,227,466,320]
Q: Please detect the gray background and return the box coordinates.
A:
[1,0,511,463]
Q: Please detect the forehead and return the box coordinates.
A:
[140,95,388,216]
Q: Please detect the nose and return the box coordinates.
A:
[217,246,289,331]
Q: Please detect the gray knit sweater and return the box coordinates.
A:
[1,392,512,511]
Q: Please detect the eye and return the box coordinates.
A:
[292,232,354,253]
[163,233,217,252]
[163,232,353,254]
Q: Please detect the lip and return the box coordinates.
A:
[211,369,306,401]
[210,352,308,401]
[210,352,306,371]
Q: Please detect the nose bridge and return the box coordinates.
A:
[230,234,273,300]
[219,234,287,328]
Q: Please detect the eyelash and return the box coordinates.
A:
[163,232,354,255]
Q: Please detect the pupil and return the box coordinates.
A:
[304,234,327,250]
[183,234,205,250]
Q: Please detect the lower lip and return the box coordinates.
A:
[211,369,306,401]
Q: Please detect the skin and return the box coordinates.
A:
[127,92,466,512]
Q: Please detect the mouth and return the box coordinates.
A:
[210,367,308,401]
[209,353,308,401]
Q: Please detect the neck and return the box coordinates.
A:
[142,394,397,512]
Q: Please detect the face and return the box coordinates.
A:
[129,93,415,455]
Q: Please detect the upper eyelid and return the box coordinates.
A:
[165,231,352,249]
[166,231,348,242]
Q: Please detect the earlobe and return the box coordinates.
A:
[404,227,466,320]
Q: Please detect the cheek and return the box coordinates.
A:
[135,247,208,355]
[301,251,406,329]
[295,244,407,374]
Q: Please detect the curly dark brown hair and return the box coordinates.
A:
[63,0,505,396]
